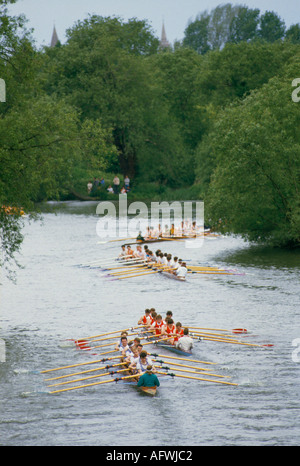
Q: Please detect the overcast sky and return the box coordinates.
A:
[7,0,300,47]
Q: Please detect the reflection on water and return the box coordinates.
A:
[215,242,300,269]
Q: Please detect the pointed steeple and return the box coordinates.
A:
[50,25,59,47]
[160,21,170,48]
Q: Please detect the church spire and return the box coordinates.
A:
[160,21,170,49]
[50,25,59,47]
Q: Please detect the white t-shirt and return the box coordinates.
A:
[176,266,187,278]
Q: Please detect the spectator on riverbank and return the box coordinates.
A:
[87,181,93,194]
[107,185,113,193]
[124,175,130,190]
[113,175,120,194]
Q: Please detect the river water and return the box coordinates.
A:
[0,201,299,446]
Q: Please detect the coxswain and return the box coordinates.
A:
[137,365,160,389]
[136,231,145,242]
[175,328,194,353]
[170,223,175,236]
[175,261,187,279]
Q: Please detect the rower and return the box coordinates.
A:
[165,310,173,322]
[150,314,164,336]
[138,308,151,326]
[126,245,135,257]
[118,245,127,258]
[161,318,176,345]
[175,328,194,353]
[149,310,157,326]
[174,322,184,343]
[135,351,156,374]
[115,335,129,352]
[166,254,174,269]
[134,245,145,259]
[115,332,129,350]
[170,256,179,273]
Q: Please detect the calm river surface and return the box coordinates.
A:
[0,201,299,446]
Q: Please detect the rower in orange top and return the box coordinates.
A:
[150,314,164,336]
[174,322,184,343]
[161,318,177,345]
[138,308,151,326]
[126,245,135,257]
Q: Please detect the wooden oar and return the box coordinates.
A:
[152,358,221,374]
[108,266,150,276]
[190,330,240,340]
[148,353,217,366]
[115,269,165,280]
[156,371,238,386]
[47,367,129,388]
[49,373,141,394]
[187,266,226,271]
[187,326,247,334]
[154,364,229,379]
[44,361,125,382]
[74,326,140,342]
[197,335,273,348]
[40,351,122,375]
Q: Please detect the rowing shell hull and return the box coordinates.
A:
[139,386,157,396]
[161,271,186,282]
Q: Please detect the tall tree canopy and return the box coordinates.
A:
[204,56,300,248]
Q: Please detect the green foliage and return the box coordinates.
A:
[183,3,287,53]
[204,56,300,247]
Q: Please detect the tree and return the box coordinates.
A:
[204,55,300,248]
[285,24,300,44]
[258,11,286,42]
[228,6,260,43]
[43,15,193,185]
[183,12,211,54]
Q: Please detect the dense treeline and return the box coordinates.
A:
[0,0,299,276]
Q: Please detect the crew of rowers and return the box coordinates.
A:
[114,308,194,376]
[118,244,188,279]
[139,221,203,240]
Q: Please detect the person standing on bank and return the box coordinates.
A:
[113,175,120,194]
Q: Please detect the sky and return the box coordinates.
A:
[7,0,300,47]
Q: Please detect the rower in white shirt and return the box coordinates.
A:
[166,254,175,269]
[118,245,127,258]
[134,245,145,260]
